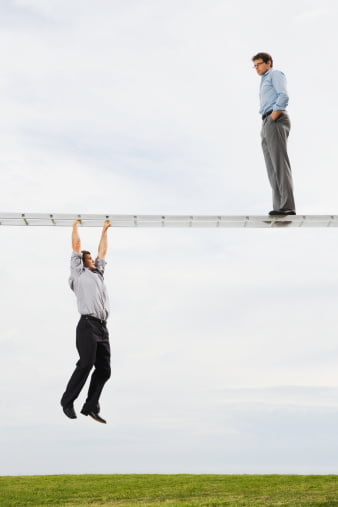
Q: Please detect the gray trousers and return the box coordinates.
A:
[261,112,295,212]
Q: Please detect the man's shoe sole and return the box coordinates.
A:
[269,210,296,216]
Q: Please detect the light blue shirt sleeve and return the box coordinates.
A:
[271,71,289,111]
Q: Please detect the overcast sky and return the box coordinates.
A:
[2,0,338,475]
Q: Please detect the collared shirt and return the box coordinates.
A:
[259,68,289,115]
[69,252,110,320]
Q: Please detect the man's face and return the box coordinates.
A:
[83,253,96,270]
[253,59,271,76]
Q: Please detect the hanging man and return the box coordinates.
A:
[61,219,111,424]
[252,52,296,216]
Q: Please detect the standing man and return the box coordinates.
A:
[61,219,111,424]
[252,52,296,216]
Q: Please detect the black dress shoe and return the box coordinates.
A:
[81,409,107,424]
[63,405,77,419]
[269,210,296,216]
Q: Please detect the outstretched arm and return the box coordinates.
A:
[72,220,81,253]
[98,220,111,259]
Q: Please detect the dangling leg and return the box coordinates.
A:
[61,317,97,415]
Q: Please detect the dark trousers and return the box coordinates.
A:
[61,315,111,413]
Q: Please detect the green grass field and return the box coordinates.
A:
[1,474,338,506]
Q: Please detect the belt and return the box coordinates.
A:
[81,314,107,325]
[262,110,273,120]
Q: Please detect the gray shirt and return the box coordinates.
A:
[69,252,110,320]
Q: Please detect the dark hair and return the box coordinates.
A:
[252,52,273,67]
[81,250,91,263]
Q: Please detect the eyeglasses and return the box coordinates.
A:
[253,61,265,69]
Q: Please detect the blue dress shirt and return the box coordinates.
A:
[259,69,289,115]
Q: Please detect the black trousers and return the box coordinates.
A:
[61,315,111,413]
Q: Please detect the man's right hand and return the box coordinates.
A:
[270,111,282,121]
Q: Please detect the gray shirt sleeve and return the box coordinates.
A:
[95,257,107,276]
[69,251,83,290]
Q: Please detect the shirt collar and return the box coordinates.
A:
[261,68,272,79]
